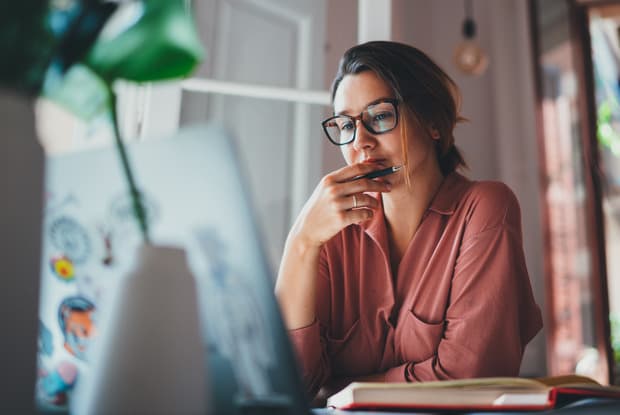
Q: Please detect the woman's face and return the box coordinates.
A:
[333,71,438,187]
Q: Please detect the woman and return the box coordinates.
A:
[275,41,542,399]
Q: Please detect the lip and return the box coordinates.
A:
[361,158,386,166]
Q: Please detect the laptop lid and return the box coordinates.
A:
[37,124,310,414]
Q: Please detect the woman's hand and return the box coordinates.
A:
[276,162,392,330]
[290,163,392,248]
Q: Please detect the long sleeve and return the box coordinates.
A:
[287,249,332,397]
[384,182,542,382]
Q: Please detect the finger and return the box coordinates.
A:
[355,194,381,210]
[328,163,380,183]
[340,178,392,196]
[337,193,380,211]
[343,208,374,225]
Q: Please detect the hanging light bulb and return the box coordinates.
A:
[454,0,488,76]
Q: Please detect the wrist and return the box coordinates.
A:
[286,231,322,257]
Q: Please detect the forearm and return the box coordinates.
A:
[276,164,386,330]
[275,232,322,330]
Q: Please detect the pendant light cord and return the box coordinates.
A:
[463,0,476,39]
[465,0,473,19]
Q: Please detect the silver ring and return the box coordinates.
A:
[353,194,357,209]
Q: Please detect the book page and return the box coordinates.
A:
[535,374,600,387]
[348,377,548,391]
[494,393,550,406]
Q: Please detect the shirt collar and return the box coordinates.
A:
[358,172,470,254]
[361,171,471,238]
[427,171,471,215]
[362,193,389,254]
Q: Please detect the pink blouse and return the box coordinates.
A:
[288,172,543,398]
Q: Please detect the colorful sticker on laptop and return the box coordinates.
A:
[50,255,75,282]
[58,296,97,361]
[37,360,78,407]
[49,216,91,264]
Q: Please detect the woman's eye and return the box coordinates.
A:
[373,112,393,122]
[339,121,354,131]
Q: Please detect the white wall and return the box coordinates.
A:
[322,0,358,172]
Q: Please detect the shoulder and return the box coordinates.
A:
[464,180,519,210]
[459,179,522,234]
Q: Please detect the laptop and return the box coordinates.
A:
[37,124,311,414]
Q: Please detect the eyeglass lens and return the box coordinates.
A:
[323,101,397,145]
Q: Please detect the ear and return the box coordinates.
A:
[430,128,440,140]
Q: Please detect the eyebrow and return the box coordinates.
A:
[334,97,395,116]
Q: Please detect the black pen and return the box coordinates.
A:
[349,165,402,181]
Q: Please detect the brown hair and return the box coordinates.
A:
[331,41,467,178]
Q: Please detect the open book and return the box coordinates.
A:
[326,375,620,411]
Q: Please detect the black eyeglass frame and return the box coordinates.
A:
[321,98,401,146]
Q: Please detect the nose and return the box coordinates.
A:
[352,119,377,151]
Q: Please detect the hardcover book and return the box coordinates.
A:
[326,375,620,411]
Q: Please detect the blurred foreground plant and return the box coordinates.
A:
[43,0,204,243]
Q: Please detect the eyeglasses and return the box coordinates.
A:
[321,99,400,146]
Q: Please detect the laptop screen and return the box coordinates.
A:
[37,124,309,414]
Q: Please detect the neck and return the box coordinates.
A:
[382,164,444,232]
[381,162,444,271]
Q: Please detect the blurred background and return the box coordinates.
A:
[8,1,620,410]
